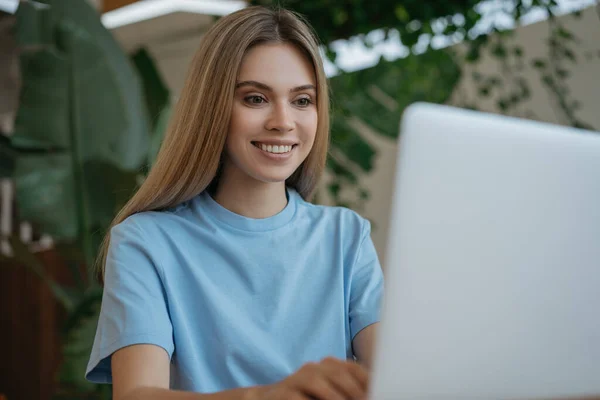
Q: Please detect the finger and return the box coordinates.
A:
[320,358,367,399]
[345,361,369,390]
[321,357,369,389]
[288,391,313,400]
[326,367,366,399]
[271,386,313,400]
[297,376,346,400]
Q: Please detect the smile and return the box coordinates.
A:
[252,142,297,154]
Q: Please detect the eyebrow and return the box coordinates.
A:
[235,80,316,93]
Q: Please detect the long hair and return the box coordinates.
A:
[96,6,330,281]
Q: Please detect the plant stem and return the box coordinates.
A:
[67,33,95,284]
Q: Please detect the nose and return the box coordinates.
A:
[265,102,294,133]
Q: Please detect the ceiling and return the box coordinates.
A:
[102,0,246,93]
[109,11,214,53]
[103,0,245,51]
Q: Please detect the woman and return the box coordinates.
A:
[86,6,384,400]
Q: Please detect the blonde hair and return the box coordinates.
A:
[96,6,330,281]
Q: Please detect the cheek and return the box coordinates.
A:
[300,111,318,143]
[229,104,247,132]
[228,105,259,144]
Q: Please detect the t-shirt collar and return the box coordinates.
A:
[198,187,297,232]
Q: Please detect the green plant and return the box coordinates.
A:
[3,0,169,398]
[327,49,461,207]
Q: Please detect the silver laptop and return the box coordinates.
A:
[370,103,600,400]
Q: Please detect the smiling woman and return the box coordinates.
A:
[221,43,319,205]
[86,6,383,400]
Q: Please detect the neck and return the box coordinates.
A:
[213,168,288,219]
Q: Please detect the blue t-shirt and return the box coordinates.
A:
[86,188,384,393]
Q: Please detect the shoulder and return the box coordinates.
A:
[301,200,368,227]
[110,198,197,245]
[294,192,371,240]
[106,201,199,278]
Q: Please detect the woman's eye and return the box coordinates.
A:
[295,98,312,107]
[245,95,266,105]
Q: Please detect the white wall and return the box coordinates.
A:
[450,6,600,127]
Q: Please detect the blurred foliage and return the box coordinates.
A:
[455,12,596,130]
[251,0,481,49]
[131,47,171,171]
[131,48,170,131]
[327,49,461,206]
[13,0,150,254]
[250,0,577,58]
[5,0,170,398]
[536,15,595,129]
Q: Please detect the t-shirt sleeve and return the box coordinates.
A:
[85,218,174,384]
[349,219,384,340]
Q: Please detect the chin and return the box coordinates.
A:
[251,169,297,184]
[256,174,293,184]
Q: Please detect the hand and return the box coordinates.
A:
[258,357,369,400]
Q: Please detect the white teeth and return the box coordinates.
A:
[256,143,294,154]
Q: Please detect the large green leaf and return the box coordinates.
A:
[12,49,70,149]
[14,0,54,48]
[14,0,151,166]
[14,155,140,241]
[12,0,153,242]
[57,18,149,170]
[14,153,78,239]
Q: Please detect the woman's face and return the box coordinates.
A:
[223,42,318,186]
